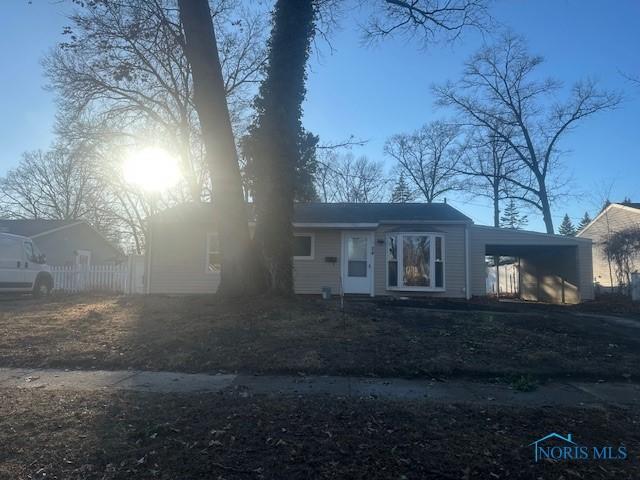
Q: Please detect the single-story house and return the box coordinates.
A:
[0,219,123,267]
[145,203,593,304]
[577,202,640,287]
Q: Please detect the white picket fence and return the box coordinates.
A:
[51,256,145,294]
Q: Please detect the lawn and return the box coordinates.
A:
[1,294,639,382]
[1,388,639,479]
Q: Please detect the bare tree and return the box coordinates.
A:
[0,147,102,221]
[459,126,521,226]
[364,0,490,46]
[0,139,179,253]
[384,120,463,203]
[434,33,621,233]
[621,71,640,88]
[44,0,266,202]
[315,152,389,203]
[604,226,640,295]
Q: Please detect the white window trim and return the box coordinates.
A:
[386,232,446,292]
[205,232,220,274]
[293,233,315,260]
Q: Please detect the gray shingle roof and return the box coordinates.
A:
[293,203,472,223]
[153,202,473,224]
[0,219,82,237]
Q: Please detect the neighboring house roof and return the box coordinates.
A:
[0,219,122,256]
[153,202,473,225]
[620,202,640,210]
[577,202,640,237]
[0,219,83,238]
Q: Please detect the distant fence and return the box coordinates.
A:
[51,256,145,294]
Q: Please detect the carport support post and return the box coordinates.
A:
[517,257,521,298]
[494,255,500,299]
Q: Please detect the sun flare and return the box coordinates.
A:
[123,147,180,192]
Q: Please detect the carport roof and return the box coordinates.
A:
[484,244,579,256]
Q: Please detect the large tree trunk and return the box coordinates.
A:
[492,181,500,228]
[178,0,255,296]
[538,183,554,234]
[252,0,316,295]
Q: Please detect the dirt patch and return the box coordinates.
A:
[1,388,638,479]
[1,294,640,381]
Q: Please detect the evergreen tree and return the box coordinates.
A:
[577,211,592,231]
[389,172,414,203]
[559,214,577,236]
[500,200,528,229]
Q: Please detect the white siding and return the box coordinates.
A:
[147,221,219,294]
[293,229,341,294]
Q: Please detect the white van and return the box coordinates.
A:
[0,232,54,296]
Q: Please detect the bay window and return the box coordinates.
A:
[387,233,445,290]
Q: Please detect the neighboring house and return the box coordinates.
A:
[0,219,123,267]
[577,202,640,288]
[146,203,593,304]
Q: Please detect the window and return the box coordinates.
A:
[386,233,445,290]
[347,236,367,276]
[206,233,221,273]
[0,237,22,261]
[23,242,36,262]
[293,234,314,260]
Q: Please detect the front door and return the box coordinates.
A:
[342,231,374,295]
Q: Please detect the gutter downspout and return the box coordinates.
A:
[465,224,471,300]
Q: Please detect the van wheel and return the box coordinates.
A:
[33,278,52,298]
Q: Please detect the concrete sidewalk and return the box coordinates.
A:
[2,367,639,407]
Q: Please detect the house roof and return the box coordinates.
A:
[620,202,640,210]
[293,203,473,224]
[153,202,473,225]
[577,202,640,237]
[0,219,122,256]
[0,219,83,237]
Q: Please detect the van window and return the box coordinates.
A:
[0,237,23,261]
[24,241,36,262]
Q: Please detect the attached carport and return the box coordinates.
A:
[468,226,594,304]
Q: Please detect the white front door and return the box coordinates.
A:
[341,231,374,295]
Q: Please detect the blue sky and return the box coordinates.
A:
[1,0,639,231]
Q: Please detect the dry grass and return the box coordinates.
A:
[1,293,639,381]
[1,388,639,479]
